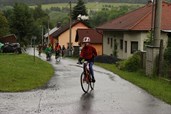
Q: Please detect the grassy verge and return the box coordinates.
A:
[0,53,54,92]
[95,63,171,105]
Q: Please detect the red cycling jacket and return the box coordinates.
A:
[55,45,61,51]
[80,45,97,60]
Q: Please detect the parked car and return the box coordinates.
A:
[2,43,22,54]
[0,42,4,53]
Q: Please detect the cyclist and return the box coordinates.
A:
[61,45,66,57]
[78,37,97,82]
[55,42,61,61]
[45,43,52,61]
[37,44,42,56]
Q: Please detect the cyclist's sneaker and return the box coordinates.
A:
[92,78,96,83]
[77,61,82,64]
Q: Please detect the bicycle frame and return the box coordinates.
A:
[83,61,89,78]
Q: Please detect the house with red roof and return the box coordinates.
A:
[75,28,103,55]
[0,34,17,43]
[52,20,90,50]
[96,1,171,59]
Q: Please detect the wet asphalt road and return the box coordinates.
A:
[0,48,171,114]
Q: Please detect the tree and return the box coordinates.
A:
[0,11,9,37]
[32,5,49,44]
[89,5,139,27]
[33,5,48,20]
[72,0,88,20]
[10,3,34,45]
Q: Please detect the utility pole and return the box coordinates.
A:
[48,16,50,45]
[153,0,162,47]
[153,0,163,76]
[32,36,37,62]
[150,0,155,44]
[42,25,43,46]
[69,1,72,56]
[145,0,163,76]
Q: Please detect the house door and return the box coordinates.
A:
[131,41,138,54]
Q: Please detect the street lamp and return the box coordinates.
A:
[41,25,44,46]
[47,16,50,45]
[32,36,37,62]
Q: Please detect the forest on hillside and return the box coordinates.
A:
[0,0,171,5]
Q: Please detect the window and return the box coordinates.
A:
[110,38,113,48]
[125,41,127,53]
[131,41,138,53]
[114,39,117,49]
[107,37,110,44]
[120,39,123,50]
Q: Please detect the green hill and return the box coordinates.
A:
[0,0,153,5]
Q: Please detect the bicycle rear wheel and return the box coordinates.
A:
[80,72,89,93]
[56,56,61,63]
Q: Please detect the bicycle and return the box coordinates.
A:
[55,51,61,63]
[80,61,94,93]
[46,51,51,61]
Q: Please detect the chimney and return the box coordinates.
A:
[56,22,61,28]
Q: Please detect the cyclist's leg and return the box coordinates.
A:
[55,51,58,59]
[89,62,95,82]
[56,51,60,61]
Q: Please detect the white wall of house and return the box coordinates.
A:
[103,31,114,55]
[103,31,123,57]
[103,31,169,59]
[123,32,148,59]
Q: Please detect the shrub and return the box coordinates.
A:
[116,52,141,72]
[94,55,120,64]
[164,47,171,64]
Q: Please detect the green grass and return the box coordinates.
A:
[29,2,143,26]
[0,53,54,92]
[95,63,171,105]
[38,2,142,10]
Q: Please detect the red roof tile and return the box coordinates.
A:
[97,1,171,31]
[75,29,103,44]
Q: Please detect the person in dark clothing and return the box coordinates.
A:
[37,44,42,56]
[55,42,61,60]
[45,43,52,61]
[61,45,66,57]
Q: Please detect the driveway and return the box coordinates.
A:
[0,48,170,114]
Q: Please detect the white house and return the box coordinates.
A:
[96,1,171,59]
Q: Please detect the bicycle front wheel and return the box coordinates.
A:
[80,72,89,93]
[89,74,94,90]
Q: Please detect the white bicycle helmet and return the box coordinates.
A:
[83,37,90,43]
